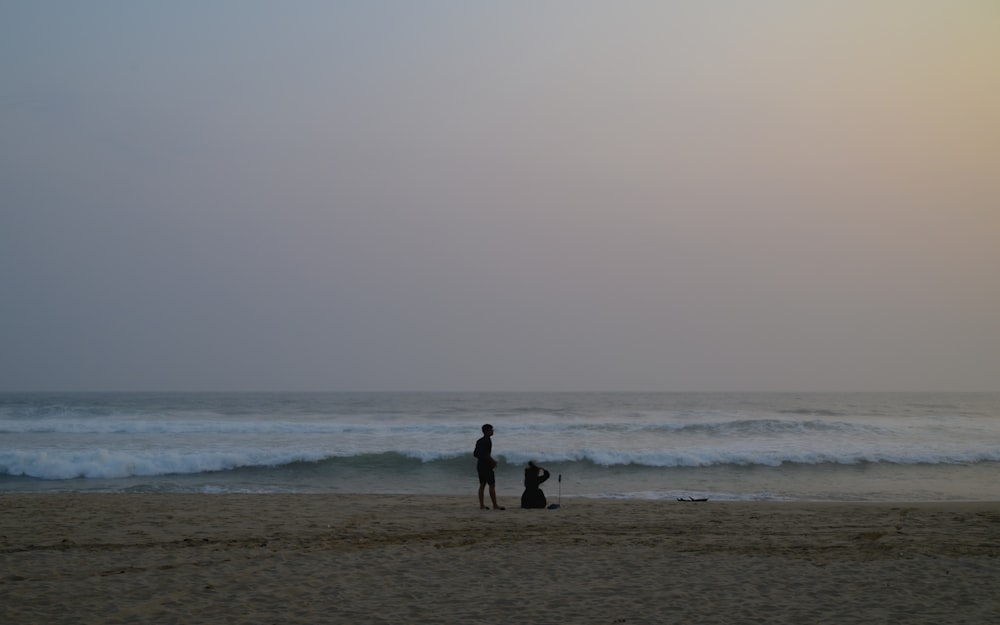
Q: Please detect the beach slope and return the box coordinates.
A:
[2,494,998,624]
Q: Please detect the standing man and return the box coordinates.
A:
[474,423,503,510]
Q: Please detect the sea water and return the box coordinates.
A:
[1,392,998,501]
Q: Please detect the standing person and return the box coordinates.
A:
[474,423,503,510]
[520,461,551,509]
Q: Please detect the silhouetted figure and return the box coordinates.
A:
[474,424,503,510]
[520,461,550,509]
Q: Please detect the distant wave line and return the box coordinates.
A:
[0,417,893,436]
[4,448,1000,481]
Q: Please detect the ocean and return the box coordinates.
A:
[1,392,998,502]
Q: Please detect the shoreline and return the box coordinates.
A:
[3,494,999,624]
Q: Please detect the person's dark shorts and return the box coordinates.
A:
[477,465,495,486]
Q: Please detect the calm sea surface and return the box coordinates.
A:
[2,392,998,501]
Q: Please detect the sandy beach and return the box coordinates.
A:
[2,494,998,624]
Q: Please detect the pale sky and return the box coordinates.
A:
[2,1,998,392]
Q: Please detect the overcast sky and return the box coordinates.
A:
[2,1,998,392]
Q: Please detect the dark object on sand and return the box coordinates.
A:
[547,474,562,509]
[677,497,709,502]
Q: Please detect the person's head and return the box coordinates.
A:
[482,423,494,436]
[526,460,540,475]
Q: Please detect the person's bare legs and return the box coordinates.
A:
[479,482,501,510]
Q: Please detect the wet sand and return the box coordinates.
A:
[2,494,999,624]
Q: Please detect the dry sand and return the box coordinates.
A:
[2,494,999,624]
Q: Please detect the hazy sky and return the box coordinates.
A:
[2,1,998,392]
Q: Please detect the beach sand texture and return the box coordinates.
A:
[2,494,999,624]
